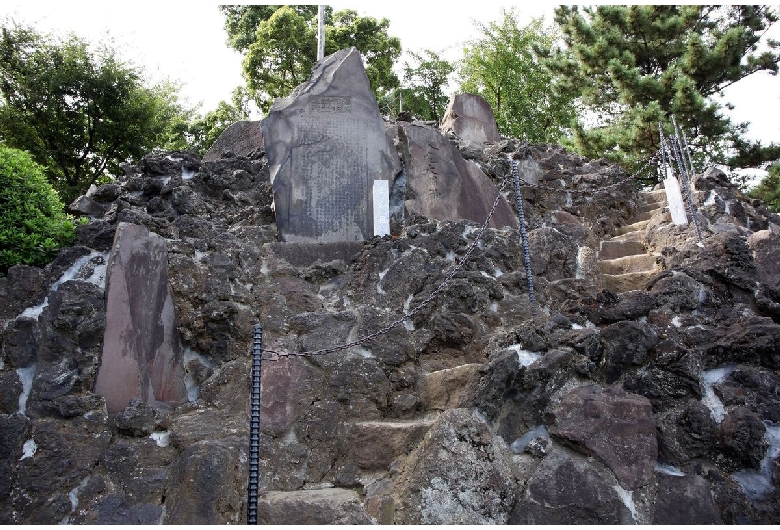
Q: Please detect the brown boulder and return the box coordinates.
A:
[440,93,500,143]
[548,385,657,490]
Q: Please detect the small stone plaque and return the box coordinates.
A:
[373,180,390,236]
[664,176,688,225]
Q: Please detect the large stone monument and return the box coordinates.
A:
[262,47,401,242]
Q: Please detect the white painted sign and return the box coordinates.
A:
[663,176,688,225]
[373,180,390,236]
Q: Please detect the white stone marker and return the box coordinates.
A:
[373,180,390,236]
[664,176,689,225]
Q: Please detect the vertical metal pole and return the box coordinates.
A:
[317,6,325,61]
[247,324,263,524]
[511,161,538,317]
[658,123,669,181]
[667,135,703,242]
[672,114,697,177]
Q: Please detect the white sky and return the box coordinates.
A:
[3,2,780,145]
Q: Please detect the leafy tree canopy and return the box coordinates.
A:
[749,162,780,212]
[220,5,402,113]
[547,5,780,170]
[0,19,194,204]
[459,9,578,143]
[399,49,454,122]
[184,87,251,156]
[0,146,76,274]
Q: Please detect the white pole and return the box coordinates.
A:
[317,6,325,61]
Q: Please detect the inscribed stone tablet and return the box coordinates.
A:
[262,48,401,242]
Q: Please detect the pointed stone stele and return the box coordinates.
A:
[440,93,501,144]
[94,222,187,413]
[262,47,401,242]
[400,122,518,229]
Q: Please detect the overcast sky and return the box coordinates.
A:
[3,2,780,146]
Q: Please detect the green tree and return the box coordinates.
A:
[749,162,780,212]
[400,49,454,122]
[0,20,193,204]
[548,5,780,169]
[0,146,76,274]
[458,9,578,143]
[185,87,251,156]
[220,5,402,113]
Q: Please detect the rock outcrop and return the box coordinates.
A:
[2,54,780,524]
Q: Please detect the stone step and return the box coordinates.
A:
[598,254,659,275]
[417,363,482,411]
[641,189,667,204]
[257,488,374,525]
[616,219,650,235]
[603,270,659,293]
[637,201,664,215]
[345,416,438,471]
[612,230,644,243]
[599,239,645,260]
[632,208,662,223]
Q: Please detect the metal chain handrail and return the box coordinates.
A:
[258,147,667,361]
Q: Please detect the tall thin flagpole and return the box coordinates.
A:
[317,6,325,61]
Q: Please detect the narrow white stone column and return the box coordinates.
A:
[664,176,689,225]
[373,180,390,236]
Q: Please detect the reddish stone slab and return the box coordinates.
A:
[202,120,264,162]
[440,93,501,144]
[95,222,187,413]
[400,122,518,230]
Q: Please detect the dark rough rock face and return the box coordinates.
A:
[653,473,722,524]
[3,56,780,524]
[548,385,657,490]
[509,448,632,524]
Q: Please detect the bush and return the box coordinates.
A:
[0,146,75,274]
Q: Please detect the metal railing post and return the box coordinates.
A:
[511,160,538,317]
[247,324,263,524]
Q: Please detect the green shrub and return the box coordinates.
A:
[0,146,75,274]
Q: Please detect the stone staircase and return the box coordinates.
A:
[598,189,667,293]
[256,192,676,523]
[256,363,482,524]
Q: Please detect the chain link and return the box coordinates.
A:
[260,148,665,361]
